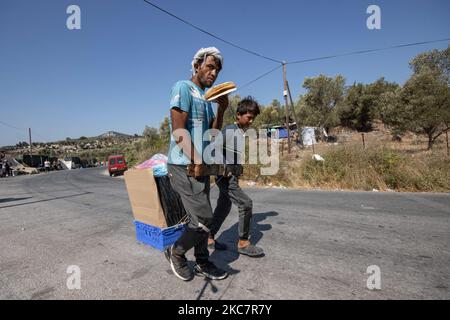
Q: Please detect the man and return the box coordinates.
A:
[165,47,229,281]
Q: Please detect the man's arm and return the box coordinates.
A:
[170,107,202,164]
[211,95,229,130]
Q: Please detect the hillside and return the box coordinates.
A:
[2,131,141,164]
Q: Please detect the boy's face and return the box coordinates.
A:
[236,112,256,130]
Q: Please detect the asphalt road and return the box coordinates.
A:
[0,168,449,300]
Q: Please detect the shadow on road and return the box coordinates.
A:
[195,210,279,299]
[0,197,33,203]
[0,192,91,209]
[195,278,219,300]
[193,211,278,299]
[212,210,278,259]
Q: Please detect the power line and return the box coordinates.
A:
[0,120,27,131]
[142,0,449,67]
[141,0,283,64]
[237,38,449,102]
[0,120,51,144]
[287,37,450,65]
[237,64,283,91]
[140,0,449,89]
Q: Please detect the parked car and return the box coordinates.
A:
[107,155,128,176]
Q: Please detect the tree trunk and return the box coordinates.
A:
[427,132,434,150]
[427,127,449,150]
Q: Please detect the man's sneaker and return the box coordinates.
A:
[194,261,228,280]
[238,243,264,257]
[165,245,193,281]
[207,239,227,251]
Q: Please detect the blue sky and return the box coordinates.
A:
[1,0,449,146]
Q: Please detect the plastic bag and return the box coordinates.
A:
[154,175,187,226]
[136,154,168,177]
[151,163,168,177]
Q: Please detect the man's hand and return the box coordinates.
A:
[216,95,229,111]
[211,95,229,130]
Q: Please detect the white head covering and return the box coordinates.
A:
[191,47,223,75]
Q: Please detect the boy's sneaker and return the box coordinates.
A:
[165,245,193,281]
[194,261,228,280]
[238,243,264,257]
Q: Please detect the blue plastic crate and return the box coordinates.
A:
[134,221,186,251]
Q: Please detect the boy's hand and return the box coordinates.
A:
[216,95,229,111]
[194,164,203,177]
[187,164,205,177]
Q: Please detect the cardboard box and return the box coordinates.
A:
[124,168,167,228]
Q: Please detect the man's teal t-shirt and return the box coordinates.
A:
[167,80,215,165]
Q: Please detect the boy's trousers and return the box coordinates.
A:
[210,175,253,240]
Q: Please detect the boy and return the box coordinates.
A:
[208,96,264,257]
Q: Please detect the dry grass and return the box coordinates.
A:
[297,145,449,192]
[118,128,449,192]
[242,130,450,192]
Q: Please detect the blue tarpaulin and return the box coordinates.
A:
[277,128,288,138]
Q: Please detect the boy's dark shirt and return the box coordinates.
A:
[221,123,245,166]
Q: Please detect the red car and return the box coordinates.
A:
[108,155,128,176]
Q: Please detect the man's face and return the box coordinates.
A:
[194,55,221,88]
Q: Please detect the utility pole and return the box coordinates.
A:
[282,62,291,154]
[286,80,300,130]
[29,127,33,167]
